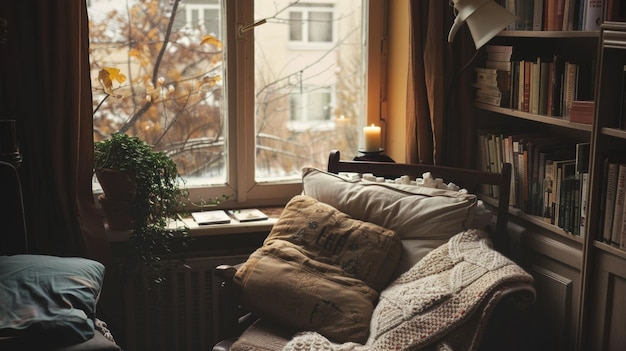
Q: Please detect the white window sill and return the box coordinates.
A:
[106,215,279,242]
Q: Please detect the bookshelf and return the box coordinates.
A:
[471,2,624,350]
[580,17,626,350]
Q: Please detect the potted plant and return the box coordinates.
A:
[94,132,189,282]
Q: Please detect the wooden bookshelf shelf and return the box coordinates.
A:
[593,240,626,260]
[601,126,626,139]
[476,103,594,132]
[498,30,600,38]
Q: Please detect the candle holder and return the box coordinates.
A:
[354,148,395,162]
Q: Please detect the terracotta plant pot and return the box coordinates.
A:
[98,194,133,231]
[96,168,135,230]
[95,168,135,201]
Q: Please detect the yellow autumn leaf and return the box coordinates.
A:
[98,69,113,91]
[103,67,127,84]
[201,35,222,49]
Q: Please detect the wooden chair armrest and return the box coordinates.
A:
[214,263,254,341]
[215,264,240,280]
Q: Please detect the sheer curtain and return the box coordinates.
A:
[406,1,477,168]
[0,0,123,340]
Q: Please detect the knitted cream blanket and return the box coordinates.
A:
[282,229,534,351]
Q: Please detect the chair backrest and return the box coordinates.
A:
[326,150,512,253]
[0,161,28,254]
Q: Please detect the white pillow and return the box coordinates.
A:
[301,167,478,276]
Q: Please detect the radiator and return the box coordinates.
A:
[121,255,248,351]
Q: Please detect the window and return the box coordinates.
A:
[178,1,221,39]
[88,0,384,207]
[288,4,334,44]
[288,86,334,132]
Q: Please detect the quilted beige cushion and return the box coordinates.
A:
[234,195,402,344]
[301,167,478,275]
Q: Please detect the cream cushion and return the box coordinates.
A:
[301,167,478,275]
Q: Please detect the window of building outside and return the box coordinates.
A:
[88,0,381,208]
[288,4,334,44]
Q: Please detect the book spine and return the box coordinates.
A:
[511,61,520,110]
[487,52,512,61]
[619,65,626,129]
[547,62,554,116]
[620,190,626,250]
[544,160,554,222]
[515,141,525,209]
[518,60,526,111]
[539,61,550,115]
[534,0,545,31]
[560,177,570,229]
[555,165,562,224]
[580,172,588,237]
[572,176,580,235]
[562,0,572,30]
[530,59,540,114]
[475,86,502,97]
[476,92,502,106]
[603,162,619,243]
[555,0,566,31]
[563,62,578,118]
[524,61,531,112]
[486,60,512,71]
[507,0,518,30]
[476,72,499,86]
[551,55,564,117]
[611,164,626,246]
[583,0,602,31]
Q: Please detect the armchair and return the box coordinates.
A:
[213,151,535,351]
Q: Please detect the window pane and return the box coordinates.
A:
[88,0,226,187]
[307,90,331,121]
[289,12,302,41]
[308,11,333,42]
[255,1,363,181]
[205,9,221,37]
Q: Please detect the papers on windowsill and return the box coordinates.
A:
[227,208,269,222]
[191,208,269,225]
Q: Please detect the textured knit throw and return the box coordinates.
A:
[282,229,534,351]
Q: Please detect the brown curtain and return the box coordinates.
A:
[406,1,477,168]
[0,0,123,340]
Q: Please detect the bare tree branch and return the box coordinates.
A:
[119,0,180,134]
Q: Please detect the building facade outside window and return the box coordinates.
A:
[88,0,383,207]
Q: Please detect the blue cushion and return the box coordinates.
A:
[0,255,105,346]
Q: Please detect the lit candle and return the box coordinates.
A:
[335,115,348,128]
[363,124,381,152]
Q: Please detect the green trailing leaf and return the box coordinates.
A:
[95,132,189,284]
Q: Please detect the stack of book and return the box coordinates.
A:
[598,155,626,251]
[569,100,595,124]
[505,0,603,31]
[474,45,512,108]
[477,129,590,236]
[508,54,595,118]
